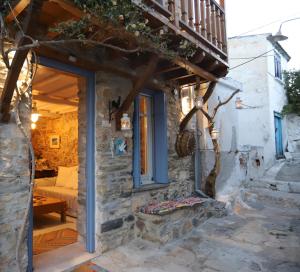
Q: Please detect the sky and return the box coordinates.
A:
[225,0,300,70]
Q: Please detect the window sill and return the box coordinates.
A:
[133,183,169,193]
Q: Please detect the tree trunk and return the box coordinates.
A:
[204,126,220,198]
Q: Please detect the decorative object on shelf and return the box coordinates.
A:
[120,113,131,130]
[114,137,127,155]
[108,96,121,122]
[49,135,60,148]
[175,130,196,157]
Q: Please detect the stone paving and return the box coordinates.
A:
[87,187,300,272]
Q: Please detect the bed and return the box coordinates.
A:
[34,166,78,217]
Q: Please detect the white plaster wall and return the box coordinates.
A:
[227,34,289,169]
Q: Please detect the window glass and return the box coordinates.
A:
[139,95,153,181]
[274,52,282,80]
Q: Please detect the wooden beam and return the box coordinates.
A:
[173,56,217,82]
[155,64,181,75]
[5,0,31,23]
[115,54,159,130]
[207,60,219,72]
[33,94,77,106]
[1,0,43,122]
[179,81,217,131]
[191,51,206,64]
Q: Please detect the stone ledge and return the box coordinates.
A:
[133,183,169,193]
[135,199,227,244]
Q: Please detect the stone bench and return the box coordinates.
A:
[135,198,226,244]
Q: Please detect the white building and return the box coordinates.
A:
[196,34,291,202]
[226,33,290,169]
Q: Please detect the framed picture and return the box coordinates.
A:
[50,135,60,148]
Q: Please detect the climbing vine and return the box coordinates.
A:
[50,0,197,59]
[282,70,300,115]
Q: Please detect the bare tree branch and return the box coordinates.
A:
[5,38,141,56]
[211,89,240,119]
[0,14,10,69]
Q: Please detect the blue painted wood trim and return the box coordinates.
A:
[153,92,168,183]
[35,57,96,253]
[133,96,141,188]
[133,90,168,188]
[27,199,33,272]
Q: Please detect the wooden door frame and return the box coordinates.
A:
[27,57,96,271]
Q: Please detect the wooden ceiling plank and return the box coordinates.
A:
[33,94,77,106]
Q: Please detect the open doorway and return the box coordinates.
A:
[31,64,81,256]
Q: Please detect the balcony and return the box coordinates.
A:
[133,0,228,80]
[4,0,228,89]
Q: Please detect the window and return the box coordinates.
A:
[274,52,282,80]
[133,90,168,188]
[181,86,195,115]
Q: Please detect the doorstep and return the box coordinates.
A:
[33,242,99,272]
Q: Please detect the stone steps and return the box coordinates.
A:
[241,188,300,209]
[291,152,300,160]
[246,178,300,194]
[135,199,227,244]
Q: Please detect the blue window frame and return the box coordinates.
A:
[274,52,282,80]
[133,90,168,188]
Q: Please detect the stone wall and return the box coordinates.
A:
[286,114,300,153]
[94,64,194,253]
[0,50,31,271]
[32,111,78,170]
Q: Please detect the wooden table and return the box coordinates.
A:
[33,194,67,223]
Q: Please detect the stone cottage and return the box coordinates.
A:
[0,0,230,271]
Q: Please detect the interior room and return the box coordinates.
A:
[31,64,80,256]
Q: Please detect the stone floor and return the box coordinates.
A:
[86,188,300,272]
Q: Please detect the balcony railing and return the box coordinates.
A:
[141,0,227,62]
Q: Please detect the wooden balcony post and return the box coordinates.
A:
[200,0,206,37]
[205,0,212,42]
[188,0,194,28]
[180,0,187,23]
[216,9,222,49]
[210,2,217,46]
[194,0,200,33]
[168,0,175,22]
[220,12,227,53]
[168,0,179,26]
[220,0,225,9]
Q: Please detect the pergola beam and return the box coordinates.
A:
[1,0,43,122]
[173,57,217,82]
[115,54,159,130]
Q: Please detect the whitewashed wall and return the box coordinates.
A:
[199,78,265,204]
[226,34,289,169]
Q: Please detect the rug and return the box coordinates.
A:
[33,228,77,255]
[72,261,109,272]
[139,197,206,215]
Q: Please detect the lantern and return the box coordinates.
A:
[121,113,131,130]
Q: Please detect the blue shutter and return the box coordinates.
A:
[133,96,141,187]
[153,91,168,183]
